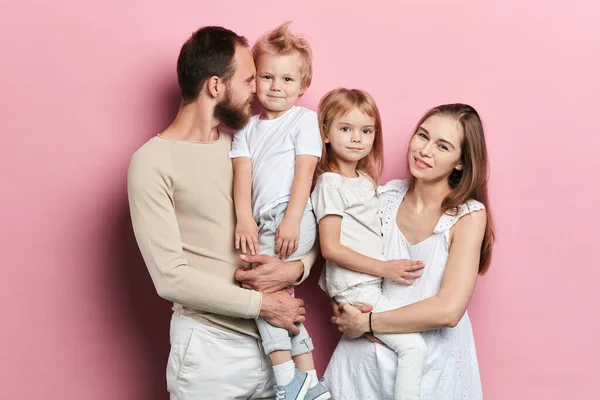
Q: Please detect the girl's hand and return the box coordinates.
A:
[330,297,341,318]
[235,217,259,255]
[331,303,371,339]
[381,259,425,285]
[276,217,300,259]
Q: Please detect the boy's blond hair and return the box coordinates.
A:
[252,21,313,90]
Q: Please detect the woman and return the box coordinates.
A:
[323,103,495,399]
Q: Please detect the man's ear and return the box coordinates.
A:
[207,76,223,98]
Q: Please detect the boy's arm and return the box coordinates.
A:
[276,155,319,258]
[232,157,258,255]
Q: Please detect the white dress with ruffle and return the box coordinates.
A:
[323,180,485,400]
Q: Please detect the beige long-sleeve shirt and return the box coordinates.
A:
[127,133,315,338]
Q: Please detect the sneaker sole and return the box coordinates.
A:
[311,393,331,400]
[295,374,312,400]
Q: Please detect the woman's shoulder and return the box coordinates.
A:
[376,179,410,198]
[452,199,486,220]
[376,179,409,226]
[434,199,486,233]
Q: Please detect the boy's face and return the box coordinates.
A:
[255,52,304,118]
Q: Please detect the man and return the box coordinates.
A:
[127,26,318,399]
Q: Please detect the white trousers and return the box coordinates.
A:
[166,313,276,400]
[334,282,427,400]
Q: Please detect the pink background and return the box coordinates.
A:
[1,0,598,399]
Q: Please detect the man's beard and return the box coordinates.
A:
[214,89,252,130]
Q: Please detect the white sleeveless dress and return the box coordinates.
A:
[323,180,485,400]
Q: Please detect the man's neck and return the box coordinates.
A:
[160,100,220,142]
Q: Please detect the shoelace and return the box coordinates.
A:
[275,389,286,400]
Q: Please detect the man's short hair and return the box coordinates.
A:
[177,26,249,103]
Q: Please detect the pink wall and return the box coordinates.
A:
[1,1,598,399]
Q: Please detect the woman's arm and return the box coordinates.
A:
[333,210,486,337]
[276,155,319,259]
[320,215,424,285]
[233,157,258,255]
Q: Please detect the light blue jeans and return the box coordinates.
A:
[255,202,316,356]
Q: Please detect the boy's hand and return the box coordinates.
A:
[276,217,300,259]
[235,217,259,255]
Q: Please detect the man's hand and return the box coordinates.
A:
[260,288,305,334]
[235,217,259,255]
[381,259,425,285]
[235,254,304,293]
[275,216,300,259]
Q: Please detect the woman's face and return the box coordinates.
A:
[407,114,464,183]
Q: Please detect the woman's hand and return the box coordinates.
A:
[381,259,425,285]
[331,303,373,339]
[330,300,383,344]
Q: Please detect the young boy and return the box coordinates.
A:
[229,22,330,400]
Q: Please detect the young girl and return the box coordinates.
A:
[311,88,427,400]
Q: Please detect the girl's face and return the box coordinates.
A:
[325,108,376,171]
[408,114,464,183]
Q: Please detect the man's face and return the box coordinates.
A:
[214,45,256,130]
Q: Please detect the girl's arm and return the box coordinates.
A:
[276,155,319,259]
[319,215,424,285]
[232,157,258,255]
[332,210,486,337]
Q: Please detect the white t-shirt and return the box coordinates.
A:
[229,106,322,219]
[311,172,383,297]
